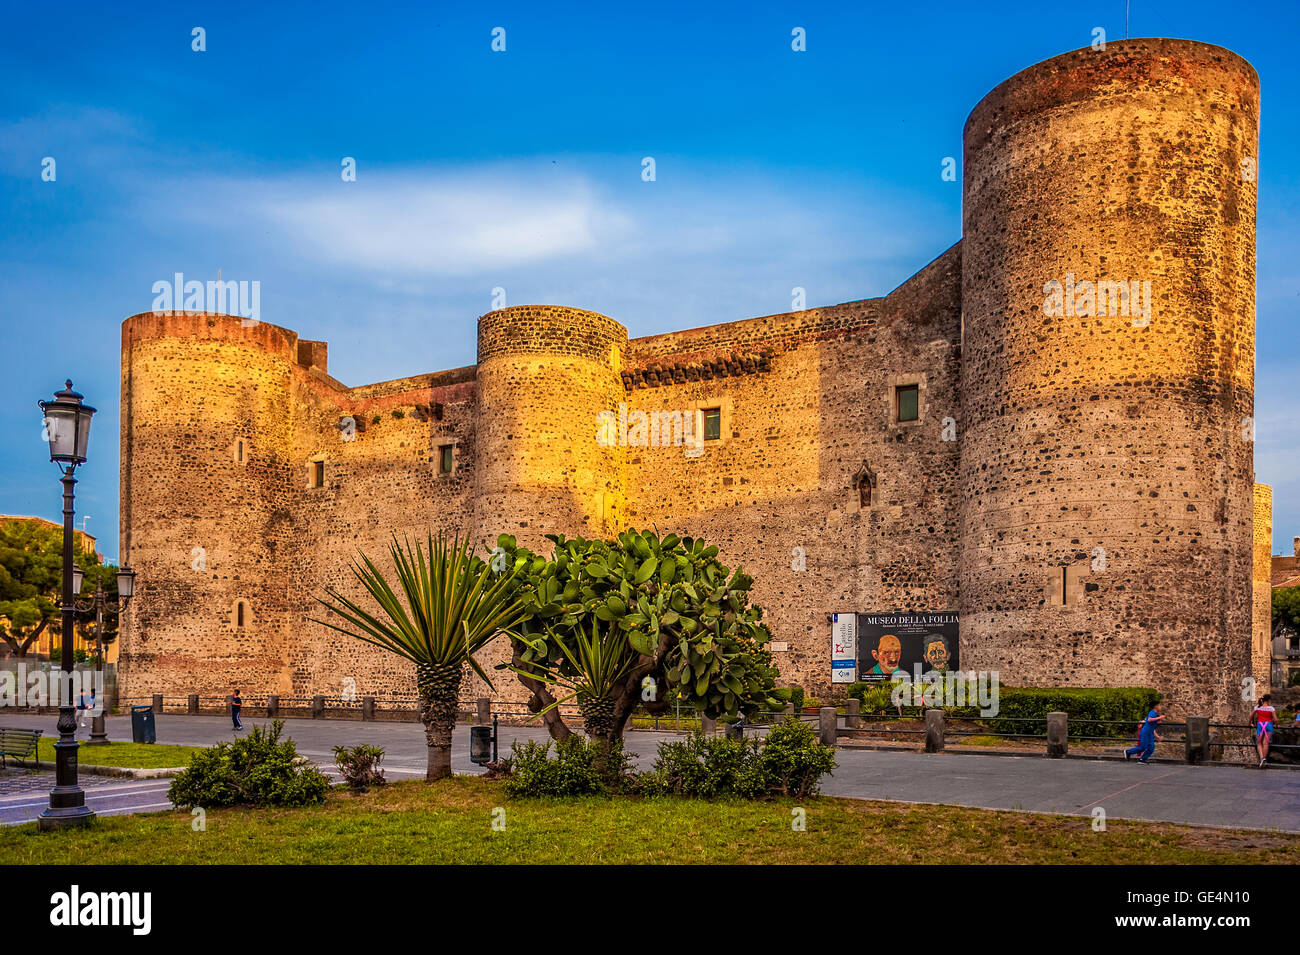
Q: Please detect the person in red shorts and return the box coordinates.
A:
[1252,693,1277,768]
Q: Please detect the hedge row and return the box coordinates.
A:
[844,682,1160,738]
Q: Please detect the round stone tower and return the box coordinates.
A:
[473,305,628,553]
[958,39,1259,720]
[119,312,299,701]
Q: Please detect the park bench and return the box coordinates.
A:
[0,727,42,769]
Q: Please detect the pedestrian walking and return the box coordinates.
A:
[1252,693,1276,768]
[76,688,88,728]
[231,687,243,730]
[1125,700,1165,763]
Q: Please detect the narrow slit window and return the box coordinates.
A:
[703,408,722,441]
[439,445,454,474]
[896,385,919,422]
[312,460,325,488]
[236,439,245,463]
[236,602,246,627]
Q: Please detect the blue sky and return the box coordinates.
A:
[1,0,1297,560]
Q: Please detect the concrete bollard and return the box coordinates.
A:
[362,695,375,720]
[1185,715,1209,764]
[783,701,795,715]
[267,694,279,718]
[924,709,945,752]
[700,714,716,735]
[818,707,838,747]
[1046,711,1068,758]
[312,694,325,718]
[187,693,199,715]
[846,697,861,729]
[477,697,491,724]
[152,693,162,715]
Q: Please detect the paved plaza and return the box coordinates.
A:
[2,712,1298,832]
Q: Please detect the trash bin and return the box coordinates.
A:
[131,704,156,744]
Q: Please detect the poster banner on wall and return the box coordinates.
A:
[830,612,857,683]
[857,612,958,681]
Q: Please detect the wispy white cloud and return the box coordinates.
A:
[254,173,635,275]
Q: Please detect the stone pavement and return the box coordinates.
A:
[0,767,119,796]
[2,712,1298,832]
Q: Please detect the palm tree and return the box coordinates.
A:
[315,532,525,780]
[512,617,639,776]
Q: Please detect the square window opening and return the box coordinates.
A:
[703,408,722,442]
[896,385,919,422]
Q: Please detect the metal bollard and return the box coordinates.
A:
[187,693,199,715]
[924,709,945,753]
[1185,715,1209,764]
[1046,711,1068,758]
[362,695,375,721]
[818,707,838,746]
[846,697,861,729]
[312,694,325,718]
[151,693,162,715]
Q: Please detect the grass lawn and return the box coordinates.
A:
[1,776,1296,864]
[35,739,202,768]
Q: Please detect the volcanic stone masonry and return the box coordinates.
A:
[118,39,1268,720]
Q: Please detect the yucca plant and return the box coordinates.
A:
[314,532,525,780]
[512,617,639,774]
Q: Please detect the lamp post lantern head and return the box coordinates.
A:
[39,380,95,466]
[116,566,135,601]
[72,566,84,595]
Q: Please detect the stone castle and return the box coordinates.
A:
[118,39,1270,720]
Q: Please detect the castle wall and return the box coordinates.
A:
[959,39,1259,720]
[119,313,299,700]
[621,245,962,693]
[1254,483,1273,691]
[283,364,479,703]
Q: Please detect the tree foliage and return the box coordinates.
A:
[0,518,116,658]
[1274,586,1300,640]
[495,529,781,746]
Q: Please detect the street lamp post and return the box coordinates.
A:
[36,380,96,831]
[71,564,134,745]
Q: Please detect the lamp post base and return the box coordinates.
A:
[37,803,96,831]
[88,713,108,745]
[40,706,95,831]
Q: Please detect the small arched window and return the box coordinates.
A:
[853,463,877,509]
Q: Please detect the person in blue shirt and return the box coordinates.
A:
[1125,700,1165,763]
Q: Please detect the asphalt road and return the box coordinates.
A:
[2,712,1298,832]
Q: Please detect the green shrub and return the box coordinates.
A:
[848,681,906,715]
[648,717,835,798]
[1289,671,1300,688]
[503,736,630,797]
[167,719,330,809]
[760,717,837,796]
[649,733,767,798]
[333,744,387,793]
[789,687,805,712]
